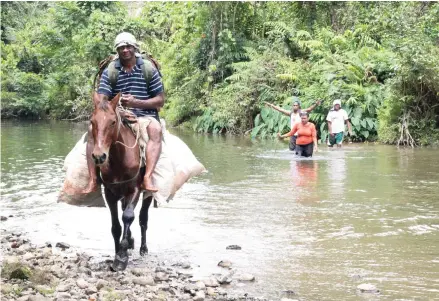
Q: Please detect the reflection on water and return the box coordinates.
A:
[1,120,439,300]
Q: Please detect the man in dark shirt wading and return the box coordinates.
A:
[83,32,164,193]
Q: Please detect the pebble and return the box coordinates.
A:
[155,272,169,281]
[226,245,241,250]
[235,273,255,281]
[218,260,232,268]
[0,229,265,301]
[55,242,70,249]
[133,275,155,286]
[357,283,380,293]
[76,278,89,289]
[202,278,220,287]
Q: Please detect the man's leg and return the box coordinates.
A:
[336,132,344,148]
[289,135,297,151]
[142,119,162,192]
[83,124,99,193]
[328,134,335,147]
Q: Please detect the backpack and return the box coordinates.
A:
[94,52,162,91]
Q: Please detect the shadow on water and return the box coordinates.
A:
[1,121,439,300]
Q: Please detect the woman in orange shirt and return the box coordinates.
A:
[277,112,318,157]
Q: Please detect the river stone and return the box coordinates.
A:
[56,284,71,292]
[1,216,7,221]
[235,273,255,281]
[202,278,219,287]
[17,296,29,301]
[131,268,148,277]
[55,292,71,299]
[184,283,197,293]
[357,283,379,293]
[86,286,98,295]
[133,275,155,286]
[206,287,216,296]
[55,242,70,249]
[76,278,89,289]
[155,272,169,281]
[226,245,241,250]
[281,299,299,301]
[217,260,232,268]
[193,291,205,301]
[96,279,109,290]
[195,281,206,290]
[28,296,52,301]
[216,274,233,284]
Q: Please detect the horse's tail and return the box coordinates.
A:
[93,55,116,91]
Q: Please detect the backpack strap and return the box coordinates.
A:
[107,56,155,90]
[139,57,153,86]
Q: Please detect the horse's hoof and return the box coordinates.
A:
[111,252,128,271]
[128,237,135,250]
[140,245,148,256]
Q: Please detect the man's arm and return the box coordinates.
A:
[303,100,322,113]
[264,101,290,116]
[345,119,353,135]
[120,92,164,110]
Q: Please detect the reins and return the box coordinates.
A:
[99,105,143,186]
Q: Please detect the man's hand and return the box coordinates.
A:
[120,94,136,107]
[314,146,318,153]
[119,110,137,123]
[277,132,282,139]
[316,99,322,105]
[263,101,272,107]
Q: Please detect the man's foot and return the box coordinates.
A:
[81,181,98,194]
[141,177,158,192]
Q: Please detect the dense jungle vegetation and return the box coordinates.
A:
[1,1,439,145]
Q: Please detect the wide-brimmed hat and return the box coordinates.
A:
[114,32,139,50]
[333,99,342,106]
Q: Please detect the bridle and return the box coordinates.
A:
[97,105,142,186]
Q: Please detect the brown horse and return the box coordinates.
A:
[90,92,152,271]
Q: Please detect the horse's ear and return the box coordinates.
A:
[92,92,101,108]
[109,93,120,110]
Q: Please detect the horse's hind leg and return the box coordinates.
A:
[139,196,153,256]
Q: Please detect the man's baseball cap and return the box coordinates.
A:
[333,99,342,106]
[114,32,139,50]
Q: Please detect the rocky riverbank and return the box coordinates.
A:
[1,228,282,301]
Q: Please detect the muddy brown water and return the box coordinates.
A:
[1,120,439,300]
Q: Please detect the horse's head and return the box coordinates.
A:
[90,92,120,166]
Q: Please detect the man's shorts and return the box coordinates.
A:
[289,135,297,151]
[328,132,344,146]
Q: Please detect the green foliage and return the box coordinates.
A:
[1,1,438,145]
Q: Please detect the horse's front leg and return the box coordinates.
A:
[104,189,122,270]
[114,188,141,271]
[139,196,153,256]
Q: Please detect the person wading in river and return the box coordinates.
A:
[83,32,164,193]
[278,112,318,157]
[265,97,321,151]
[326,99,352,148]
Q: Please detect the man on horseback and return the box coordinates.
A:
[84,32,164,193]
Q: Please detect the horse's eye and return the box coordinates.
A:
[110,120,116,127]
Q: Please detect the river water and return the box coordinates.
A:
[1,120,439,300]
